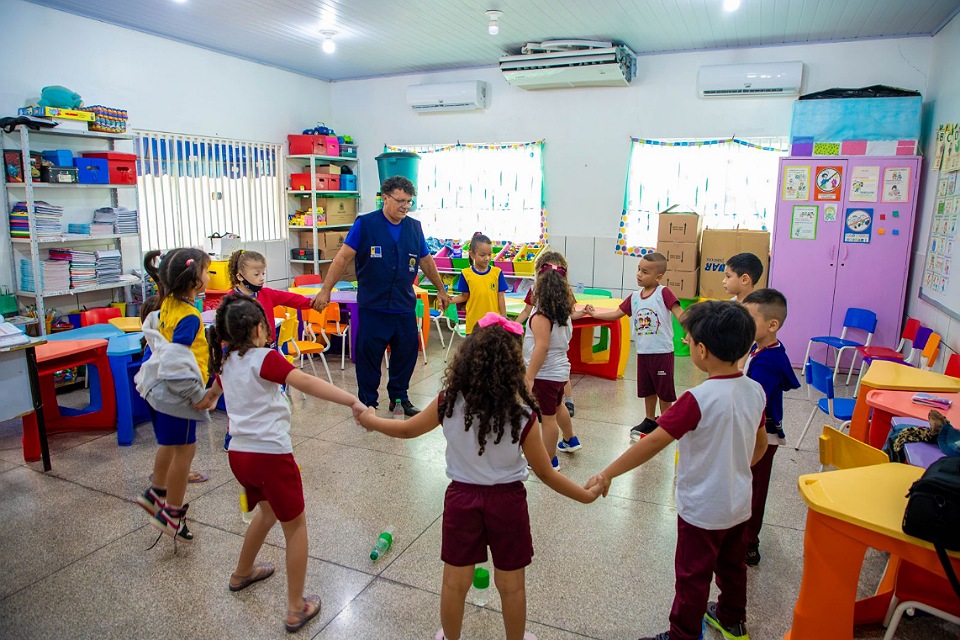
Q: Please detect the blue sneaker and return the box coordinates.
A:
[551,456,559,470]
[224,432,232,451]
[557,436,582,453]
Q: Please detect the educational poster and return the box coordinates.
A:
[882,167,910,203]
[814,166,843,201]
[848,166,879,202]
[823,204,838,222]
[935,124,949,169]
[843,208,873,244]
[921,169,960,314]
[782,165,810,201]
[790,205,818,240]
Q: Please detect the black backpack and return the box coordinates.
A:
[902,456,960,598]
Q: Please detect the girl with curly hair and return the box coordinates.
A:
[523,251,588,469]
[358,312,601,640]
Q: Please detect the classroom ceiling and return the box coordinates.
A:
[27,0,960,82]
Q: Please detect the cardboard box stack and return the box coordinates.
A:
[656,207,701,299]
[698,229,771,299]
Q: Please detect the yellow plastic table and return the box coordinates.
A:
[787,464,960,639]
[848,360,960,445]
[107,317,143,333]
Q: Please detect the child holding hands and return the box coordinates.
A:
[588,300,766,640]
[449,232,509,333]
[228,249,315,346]
[209,294,366,633]
[359,311,601,640]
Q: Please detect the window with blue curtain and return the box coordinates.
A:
[387,141,545,244]
[616,137,787,256]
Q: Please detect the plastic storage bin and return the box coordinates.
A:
[512,244,543,276]
[79,152,137,184]
[207,260,231,290]
[433,246,453,271]
[41,150,73,166]
[494,243,516,276]
[288,134,325,156]
[73,157,109,184]
[376,151,420,187]
[340,174,357,191]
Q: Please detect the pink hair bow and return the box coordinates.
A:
[539,263,567,277]
[476,311,523,336]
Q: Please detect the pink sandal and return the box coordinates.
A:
[285,594,321,633]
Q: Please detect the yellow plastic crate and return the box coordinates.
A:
[512,243,544,276]
[208,260,232,290]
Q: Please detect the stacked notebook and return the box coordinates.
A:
[95,249,122,284]
[9,201,63,240]
[19,258,70,293]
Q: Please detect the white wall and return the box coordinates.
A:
[909,13,960,364]
[0,0,332,297]
[331,37,931,296]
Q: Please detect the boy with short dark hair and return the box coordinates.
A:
[741,288,801,567]
[588,300,767,640]
[585,252,683,440]
[722,252,764,302]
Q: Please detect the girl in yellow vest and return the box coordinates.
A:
[136,248,222,544]
[449,232,509,333]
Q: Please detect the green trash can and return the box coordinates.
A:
[673,298,697,357]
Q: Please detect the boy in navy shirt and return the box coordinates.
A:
[741,288,801,567]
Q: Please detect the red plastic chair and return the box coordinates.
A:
[80,307,122,327]
[293,274,323,287]
[848,318,921,385]
[945,353,960,379]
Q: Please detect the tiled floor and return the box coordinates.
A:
[0,336,957,639]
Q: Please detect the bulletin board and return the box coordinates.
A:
[920,122,960,319]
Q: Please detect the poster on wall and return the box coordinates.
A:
[782,166,810,201]
[824,204,838,222]
[814,166,843,201]
[882,167,911,203]
[849,166,879,202]
[843,208,874,244]
[790,205,818,240]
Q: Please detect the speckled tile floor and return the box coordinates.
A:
[0,337,957,640]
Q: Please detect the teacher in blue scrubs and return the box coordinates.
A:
[311,175,451,415]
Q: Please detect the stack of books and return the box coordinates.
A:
[71,250,97,288]
[9,201,64,240]
[95,249,122,284]
[19,258,70,293]
[115,207,139,234]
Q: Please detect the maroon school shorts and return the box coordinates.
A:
[532,378,566,416]
[228,450,305,522]
[636,352,677,402]
[441,481,533,571]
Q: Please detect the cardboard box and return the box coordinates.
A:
[18,106,95,121]
[698,229,771,299]
[657,242,698,272]
[319,261,356,283]
[298,231,323,251]
[657,207,701,243]
[318,197,358,226]
[663,272,698,299]
[319,230,349,254]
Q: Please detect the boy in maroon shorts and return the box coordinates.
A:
[586,252,684,440]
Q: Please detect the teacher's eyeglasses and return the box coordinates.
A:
[385,193,413,209]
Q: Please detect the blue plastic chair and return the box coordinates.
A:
[802,307,877,383]
[794,357,857,451]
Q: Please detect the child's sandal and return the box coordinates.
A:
[228,562,275,592]
[285,594,321,633]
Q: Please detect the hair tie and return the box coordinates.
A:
[185,258,195,266]
[539,263,567,277]
[476,312,523,336]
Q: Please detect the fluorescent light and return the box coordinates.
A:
[321,31,336,54]
[723,0,741,11]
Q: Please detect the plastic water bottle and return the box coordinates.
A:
[392,400,405,420]
[472,566,490,606]
[239,490,255,524]
[370,526,395,561]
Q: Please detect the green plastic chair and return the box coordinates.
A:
[582,288,613,298]
[582,289,613,352]
[442,303,468,361]
[385,299,428,369]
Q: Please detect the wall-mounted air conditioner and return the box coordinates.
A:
[405,81,487,112]
[697,61,803,98]
[499,41,637,90]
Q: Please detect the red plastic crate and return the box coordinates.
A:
[288,134,325,155]
[80,152,137,184]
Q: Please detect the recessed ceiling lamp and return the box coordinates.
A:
[321,30,336,54]
[486,10,503,36]
[723,0,741,11]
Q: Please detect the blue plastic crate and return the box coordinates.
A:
[340,174,357,191]
[72,157,109,184]
[42,149,73,166]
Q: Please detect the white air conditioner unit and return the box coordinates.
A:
[405,81,487,112]
[697,61,803,98]
[499,40,637,90]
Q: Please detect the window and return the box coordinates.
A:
[135,131,284,252]
[616,137,788,256]
[387,141,544,243]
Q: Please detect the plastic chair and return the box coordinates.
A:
[312,303,349,370]
[442,303,468,361]
[292,274,323,287]
[795,357,857,451]
[849,318,921,385]
[802,307,877,381]
[582,288,613,351]
[430,308,446,348]
[945,353,960,379]
[277,314,332,383]
[918,331,942,371]
[883,601,960,640]
[80,307,122,327]
[415,299,427,364]
[818,425,889,472]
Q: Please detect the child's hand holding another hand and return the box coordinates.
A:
[350,399,367,423]
[583,304,595,315]
[358,406,378,431]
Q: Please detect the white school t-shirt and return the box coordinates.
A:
[221,348,296,454]
[619,285,679,355]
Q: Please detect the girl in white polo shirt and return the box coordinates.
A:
[209,294,366,633]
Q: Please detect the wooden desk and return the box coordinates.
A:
[787,464,960,639]
[849,361,960,448]
[0,338,49,470]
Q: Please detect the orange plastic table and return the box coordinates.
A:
[865,389,960,448]
[848,361,960,447]
[787,464,960,639]
[21,339,116,462]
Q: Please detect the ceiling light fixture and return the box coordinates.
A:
[723,0,741,11]
[486,10,503,36]
[321,31,336,54]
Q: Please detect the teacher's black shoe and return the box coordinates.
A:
[399,399,421,417]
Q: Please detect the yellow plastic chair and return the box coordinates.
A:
[277,314,332,383]
[818,425,889,472]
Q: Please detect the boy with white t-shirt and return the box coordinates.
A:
[585,252,684,440]
[588,300,767,640]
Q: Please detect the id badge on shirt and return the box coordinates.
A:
[370,246,382,258]
[408,253,417,272]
